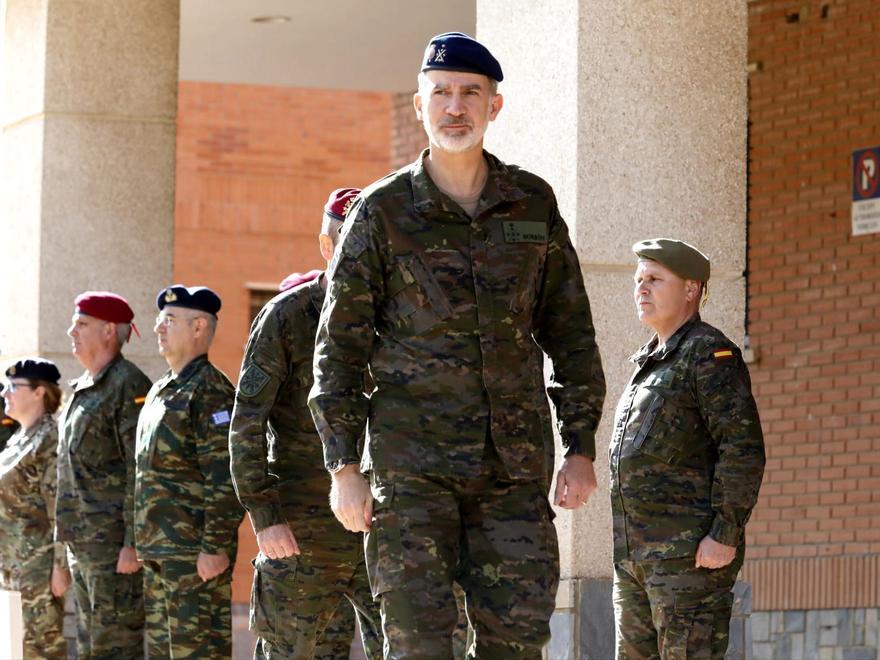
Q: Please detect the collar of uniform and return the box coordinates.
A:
[72,352,124,392]
[20,412,54,441]
[171,353,209,385]
[309,272,326,316]
[630,315,701,364]
[410,148,527,219]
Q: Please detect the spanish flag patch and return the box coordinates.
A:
[713,349,734,360]
[134,396,146,405]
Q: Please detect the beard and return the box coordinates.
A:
[423,117,487,154]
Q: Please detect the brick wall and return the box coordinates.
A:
[390,90,427,169]
[175,81,394,601]
[744,0,880,610]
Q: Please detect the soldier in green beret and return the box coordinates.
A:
[610,238,765,659]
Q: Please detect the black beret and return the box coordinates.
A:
[6,358,61,384]
[633,238,711,282]
[421,32,504,82]
[156,285,222,316]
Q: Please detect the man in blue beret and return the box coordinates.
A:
[134,285,241,657]
[309,32,605,658]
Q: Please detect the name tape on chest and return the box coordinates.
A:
[502,221,547,244]
[211,410,231,426]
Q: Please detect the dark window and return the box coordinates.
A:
[248,288,277,324]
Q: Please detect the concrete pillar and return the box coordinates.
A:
[478,1,747,656]
[1,0,179,381]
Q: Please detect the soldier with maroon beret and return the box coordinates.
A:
[56,291,151,659]
[230,188,382,659]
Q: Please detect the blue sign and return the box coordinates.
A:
[852,147,880,235]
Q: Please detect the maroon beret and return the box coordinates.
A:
[323,188,361,221]
[74,291,135,323]
[279,269,322,292]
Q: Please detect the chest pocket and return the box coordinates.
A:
[508,244,547,316]
[628,385,704,468]
[384,255,453,335]
[68,400,118,470]
[158,397,191,444]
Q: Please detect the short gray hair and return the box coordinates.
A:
[201,315,218,344]
[115,322,132,347]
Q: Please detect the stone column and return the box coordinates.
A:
[478,1,747,656]
[1,0,179,381]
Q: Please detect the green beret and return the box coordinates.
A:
[633,238,710,282]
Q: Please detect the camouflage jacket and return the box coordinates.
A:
[135,354,240,559]
[0,414,66,574]
[56,354,150,551]
[309,149,606,481]
[609,316,765,562]
[230,275,358,551]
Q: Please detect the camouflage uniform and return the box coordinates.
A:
[610,316,765,659]
[135,353,240,658]
[0,413,67,658]
[56,353,150,659]
[229,275,382,660]
[309,150,606,658]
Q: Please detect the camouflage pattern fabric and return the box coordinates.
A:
[0,414,66,658]
[308,149,603,656]
[67,546,145,660]
[314,597,355,659]
[135,354,240,656]
[367,448,559,659]
[229,275,381,658]
[609,316,764,657]
[250,545,382,660]
[143,558,232,658]
[609,316,765,563]
[613,554,743,660]
[56,353,150,658]
[309,149,606,483]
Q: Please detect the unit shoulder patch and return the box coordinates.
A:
[238,364,271,398]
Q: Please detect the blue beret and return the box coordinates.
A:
[157,285,222,316]
[6,358,61,384]
[421,32,503,82]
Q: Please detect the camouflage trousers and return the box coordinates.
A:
[250,543,382,660]
[367,461,559,659]
[143,558,232,658]
[68,546,144,660]
[613,554,743,660]
[0,558,66,659]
